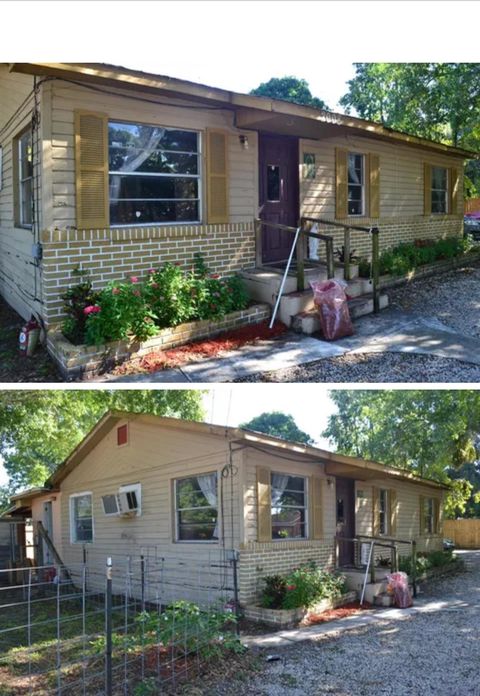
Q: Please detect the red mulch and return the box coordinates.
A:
[112,320,288,375]
[304,601,372,626]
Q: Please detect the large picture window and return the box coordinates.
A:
[70,493,93,543]
[431,166,448,214]
[347,153,364,216]
[18,130,33,227]
[175,473,218,542]
[108,121,200,225]
[271,473,307,540]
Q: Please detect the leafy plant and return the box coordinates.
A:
[61,267,101,344]
[335,246,358,263]
[260,563,346,610]
[378,236,474,277]
[398,549,456,575]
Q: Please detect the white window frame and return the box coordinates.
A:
[347,152,365,217]
[119,482,142,516]
[18,129,33,228]
[271,472,308,541]
[431,166,449,215]
[174,472,219,543]
[425,497,434,534]
[108,120,202,228]
[379,489,389,536]
[69,492,94,544]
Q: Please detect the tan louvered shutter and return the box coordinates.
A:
[372,486,380,537]
[335,148,348,219]
[449,168,459,215]
[310,476,324,540]
[389,489,398,537]
[419,496,425,535]
[369,153,380,218]
[257,466,271,542]
[424,163,432,216]
[74,111,109,229]
[206,129,229,224]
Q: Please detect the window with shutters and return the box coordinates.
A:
[347,153,365,216]
[16,129,33,227]
[174,473,218,542]
[431,166,449,214]
[271,473,307,540]
[108,121,201,225]
[379,489,389,535]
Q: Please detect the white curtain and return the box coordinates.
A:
[271,473,290,510]
[308,222,320,260]
[198,473,218,539]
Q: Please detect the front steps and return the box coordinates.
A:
[241,267,389,334]
[342,568,396,607]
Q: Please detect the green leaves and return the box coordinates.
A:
[250,76,329,110]
[0,390,205,495]
[240,412,314,445]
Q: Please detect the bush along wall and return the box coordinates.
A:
[61,253,250,346]
[359,235,476,278]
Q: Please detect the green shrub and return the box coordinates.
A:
[61,268,101,344]
[378,235,474,277]
[398,549,455,575]
[61,255,250,345]
[260,563,346,610]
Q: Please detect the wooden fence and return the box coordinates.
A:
[465,198,480,214]
[444,519,480,548]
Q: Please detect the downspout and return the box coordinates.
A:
[31,76,43,306]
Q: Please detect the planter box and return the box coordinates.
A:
[378,249,480,291]
[243,591,357,628]
[47,303,271,380]
[415,560,463,585]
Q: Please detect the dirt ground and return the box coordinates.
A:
[0,299,60,382]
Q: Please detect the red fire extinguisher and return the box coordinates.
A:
[19,316,41,357]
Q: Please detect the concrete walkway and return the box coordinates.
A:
[242,550,479,649]
[104,308,480,382]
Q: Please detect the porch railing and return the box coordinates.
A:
[335,534,417,597]
[254,216,381,313]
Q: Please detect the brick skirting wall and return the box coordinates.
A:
[40,222,256,328]
[238,539,335,605]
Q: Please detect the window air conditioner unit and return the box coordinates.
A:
[101,484,141,517]
[101,493,121,516]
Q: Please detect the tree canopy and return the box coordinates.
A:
[0,390,205,494]
[240,411,314,445]
[323,390,480,517]
[340,63,480,195]
[250,76,329,110]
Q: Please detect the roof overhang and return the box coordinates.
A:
[45,410,448,492]
[8,62,477,160]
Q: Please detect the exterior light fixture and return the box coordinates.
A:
[239,134,249,150]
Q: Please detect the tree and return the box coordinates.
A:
[240,411,314,445]
[323,390,480,516]
[250,76,329,110]
[340,63,480,194]
[0,390,205,493]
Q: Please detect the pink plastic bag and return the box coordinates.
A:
[310,280,354,340]
[386,572,413,608]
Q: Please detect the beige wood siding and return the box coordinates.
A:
[300,134,464,222]
[45,80,258,230]
[0,66,41,319]
[31,492,63,559]
[59,420,243,576]
[355,478,444,555]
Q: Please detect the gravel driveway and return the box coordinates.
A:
[211,551,480,696]
[238,261,480,383]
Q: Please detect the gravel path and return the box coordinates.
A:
[210,552,480,696]
[237,261,480,383]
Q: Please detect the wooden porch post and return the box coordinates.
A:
[343,228,351,281]
[371,227,380,313]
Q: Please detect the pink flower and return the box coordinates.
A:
[151,282,159,289]
[112,287,120,295]
[130,276,139,283]
[147,268,156,274]
[133,290,141,297]
[210,273,220,279]
[286,584,296,591]
[84,305,101,315]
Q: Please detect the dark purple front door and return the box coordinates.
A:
[336,478,355,567]
[258,135,299,264]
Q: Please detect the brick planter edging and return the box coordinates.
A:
[47,303,271,380]
[243,591,357,628]
[415,560,464,585]
[376,249,480,291]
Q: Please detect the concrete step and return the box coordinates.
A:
[373,592,395,607]
[291,293,389,335]
[279,284,378,327]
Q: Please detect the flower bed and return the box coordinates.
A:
[243,591,358,629]
[47,303,271,380]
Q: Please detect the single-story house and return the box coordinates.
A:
[8,411,447,606]
[0,62,475,334]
